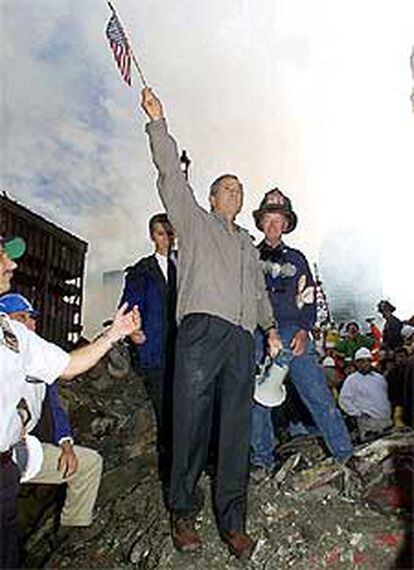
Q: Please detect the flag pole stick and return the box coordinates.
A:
[107,1,148,87]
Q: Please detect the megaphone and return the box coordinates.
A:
[253,351,290,408]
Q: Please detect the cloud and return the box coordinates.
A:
[1,0,414,333]
[0,0,160,331]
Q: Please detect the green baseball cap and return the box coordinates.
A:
[0,236,26,260]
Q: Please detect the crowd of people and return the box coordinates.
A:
[1,86,413,567]
[314,304,414,441]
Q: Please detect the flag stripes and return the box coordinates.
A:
[106,12,132,85]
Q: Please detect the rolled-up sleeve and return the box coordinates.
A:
[17,325,70,385]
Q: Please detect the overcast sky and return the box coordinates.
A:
[1,0,413,333]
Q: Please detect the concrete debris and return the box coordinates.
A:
[273,452,302,487]
[21,360,413,569]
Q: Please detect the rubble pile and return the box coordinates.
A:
[22,349,156,567]
[60,356,155,470]
[23,358,413,569]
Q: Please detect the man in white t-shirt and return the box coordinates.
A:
[0,234,141,568]
[338,347,392,441]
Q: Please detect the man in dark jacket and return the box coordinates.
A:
[120,213,176,486]
[377,300,403,351]
[402,327,414,428]
[386,346,408,428]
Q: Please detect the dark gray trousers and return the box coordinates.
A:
[169,314,255,532]
[143,367,173,486]
[0,459,20,568]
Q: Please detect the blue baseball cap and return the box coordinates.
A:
[0,235,26,260]
[0,293,40,317]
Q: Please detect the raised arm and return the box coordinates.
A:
[141,88,201,235]
[141,87,164,121]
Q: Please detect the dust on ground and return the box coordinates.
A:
[22,355,413,570]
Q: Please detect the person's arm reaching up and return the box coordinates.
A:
[141,88,201,236]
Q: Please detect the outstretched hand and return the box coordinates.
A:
[107,304,142,343]
[60,305,143,381]
[141,87,164,121]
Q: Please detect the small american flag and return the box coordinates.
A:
[106,8,132,85]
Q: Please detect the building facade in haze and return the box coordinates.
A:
[1,192,88,348]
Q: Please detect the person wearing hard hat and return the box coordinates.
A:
[322,356,342,399]
[0,293,103,539]
[0,235,141,567]
[251,189,358,482]
[338,347,392,441]
[401,324,414,348]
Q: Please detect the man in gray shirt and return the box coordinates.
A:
[141,88,281,559]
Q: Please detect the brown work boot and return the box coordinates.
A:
[220,529,257,560]
[171,516,202,552]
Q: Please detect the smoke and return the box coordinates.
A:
[0,0,162,332]
[1,0,414,335]
[319,227,383,326]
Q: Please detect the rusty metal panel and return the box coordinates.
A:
[0,192,88,349]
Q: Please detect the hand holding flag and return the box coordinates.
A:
[141,88,164,121]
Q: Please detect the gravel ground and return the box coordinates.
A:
[22,360,413,570]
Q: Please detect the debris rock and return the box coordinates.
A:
[23,361,413,569]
